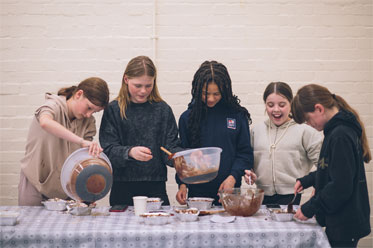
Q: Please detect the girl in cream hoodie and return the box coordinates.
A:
[245,82,323,205]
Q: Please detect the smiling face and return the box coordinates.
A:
[265,93,291,126]
[125,75,155,103]
[201,82,222,108]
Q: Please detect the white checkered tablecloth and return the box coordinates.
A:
[0,206,330,248]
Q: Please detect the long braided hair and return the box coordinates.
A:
[187,61,251,148]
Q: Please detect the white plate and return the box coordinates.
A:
[210,214,236,223]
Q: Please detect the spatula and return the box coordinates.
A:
[287,193,297,213]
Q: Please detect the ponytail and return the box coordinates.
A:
[58,86,78,100]
[333,94,371,163]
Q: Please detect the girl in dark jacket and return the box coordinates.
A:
[175,61,253,205]
[291,84,371,248]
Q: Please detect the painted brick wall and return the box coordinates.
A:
[1,0,372,246]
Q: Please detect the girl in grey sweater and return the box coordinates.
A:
[99,56,181,206]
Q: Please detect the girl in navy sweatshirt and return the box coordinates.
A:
[291,84,371,248]
[175,61,254,205]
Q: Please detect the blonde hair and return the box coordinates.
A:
[292,84,371,163]
[116,56,163,119]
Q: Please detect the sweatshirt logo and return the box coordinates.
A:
[227,118,236,129]
[318,157,328,169]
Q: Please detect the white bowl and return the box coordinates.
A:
[147,198,163,210]
[0,211,20,226]
[42,199,67,211]
[174,208,199,222]
[60,148,112,202]
[187,197,214,210]
[270,209,294,222]
[140,212,171,225]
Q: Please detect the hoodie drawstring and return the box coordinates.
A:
[268,120,291,185]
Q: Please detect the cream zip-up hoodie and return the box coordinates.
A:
[20,93,96,199]
[251,119,323,196]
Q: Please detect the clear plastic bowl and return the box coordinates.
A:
[219,188,264,217]
[173,147,222,184]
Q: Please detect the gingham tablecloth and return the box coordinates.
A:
[0,206,330,248]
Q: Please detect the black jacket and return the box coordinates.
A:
[299,110,370,241]
[99,100,181,182]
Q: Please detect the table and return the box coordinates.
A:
[0,206,330,248]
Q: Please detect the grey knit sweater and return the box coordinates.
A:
[99,100,181,182]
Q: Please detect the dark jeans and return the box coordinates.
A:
[328,238,359,248]
[262,193,302,205]
[109,181,170,206]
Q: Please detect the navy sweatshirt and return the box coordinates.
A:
[176,100,253,202]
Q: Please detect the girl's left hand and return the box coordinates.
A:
[81,140,103,157]
[294,208,309,221]
[218,176,236,191]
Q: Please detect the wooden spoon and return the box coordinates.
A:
[160,146,175,160]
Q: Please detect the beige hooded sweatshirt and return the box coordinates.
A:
[251,119,323,196]
[20,93,96,199]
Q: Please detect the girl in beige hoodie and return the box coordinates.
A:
[19,77,109,206]
[245,82,323,205]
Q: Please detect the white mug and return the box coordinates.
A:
[133,196,148,216]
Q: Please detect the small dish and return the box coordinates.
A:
[0,210,20,226]
[42,198,67,211]
[147,197,163,211]
[174,208,199,222]
[293,216,317,224]
[270,209,295,222]
[187,197,214,210]
[67,202,93,216]
[140,212,171,225]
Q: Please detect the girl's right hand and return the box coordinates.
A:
[129,146,153,161]
[244,169,257,185]
[81,140,102,157]
[176,184,188,205]
[294,180,304,194]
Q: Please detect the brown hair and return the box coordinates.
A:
[58,77,109,108]
[116,56,163,119]
[263,82,293,103]
[291,84,371,163]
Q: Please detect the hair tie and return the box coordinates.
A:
[331,93,336,99]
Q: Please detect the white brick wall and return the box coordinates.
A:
[1,0,372,246]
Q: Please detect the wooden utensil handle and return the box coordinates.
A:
[160,146,172,156]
